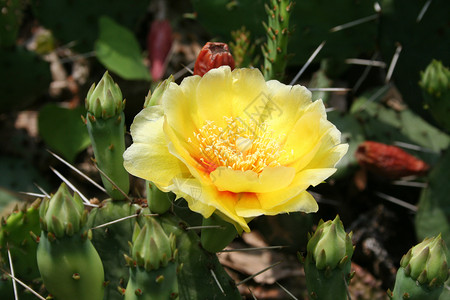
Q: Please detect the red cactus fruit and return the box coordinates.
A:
[148,19,172,81]
[193,42,235,76]
[355,141,430,179]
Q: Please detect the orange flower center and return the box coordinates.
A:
[189,117,289,174]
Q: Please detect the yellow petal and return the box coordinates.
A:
[195,67,269,128]
[123,107,189,190]
[235,190,318,218]
[281,110,322,164]
[265,80,312,135]
[172,177,249,231]
[195,66,234,128]
[163,119,210,181]
[257,168,337,210]
[266,190,318,214]
[305,143,349,169]
[210,166,295,193]
[162,76,202,138]
[234,193,262,217]
[230,67,269,121]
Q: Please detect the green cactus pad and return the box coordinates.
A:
[87,200,144,300]
[415,150,450,247]
[124,265,178,300]
[0,199,41,281]
[160,214,241,300]
[86,112,129,200]
[37,233,105,300]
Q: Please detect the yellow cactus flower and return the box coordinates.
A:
[123,66,348,232]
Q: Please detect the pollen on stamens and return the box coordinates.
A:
[188,116,290,173]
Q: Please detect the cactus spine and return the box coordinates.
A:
[304,215,354,300]
[36,183,104,300]
[85,71,129,200]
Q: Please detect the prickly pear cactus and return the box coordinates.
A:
[419,59,450,133]
[37,183,104,300]
[123,217,178,299]
[0,199,41,280]
[84,71,129,200]
[160,214,242,300]
[87,200,143,300]
[192,0,376,73]
[262,0,293,80]
[378,0,450,123]
[229,26,258,68]
[304,215,354,300]
[415,149,450,247]
[350,89,450,163]
[390,235,449,300]
[0,199,41,299]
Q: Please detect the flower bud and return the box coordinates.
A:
[420,60,450,98]
[39,183,85,238]
[419,60,450,132]
[143,75,174,108]
[307,215,353,270]
[193,42,235,76]
[400,235,449,287]
[85,71,125,119]
[130,217,176,272]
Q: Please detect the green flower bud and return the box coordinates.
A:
[130,217,176,271]
[39,183,85,238]
[143,75,174,108]
[400,235,449,287]
[420,60,450,98]
[86,71,125,119]
[307,215,354,270]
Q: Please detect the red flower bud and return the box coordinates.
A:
[148,20,172,81]
[194,42,235,76]
[355,141,430,179]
